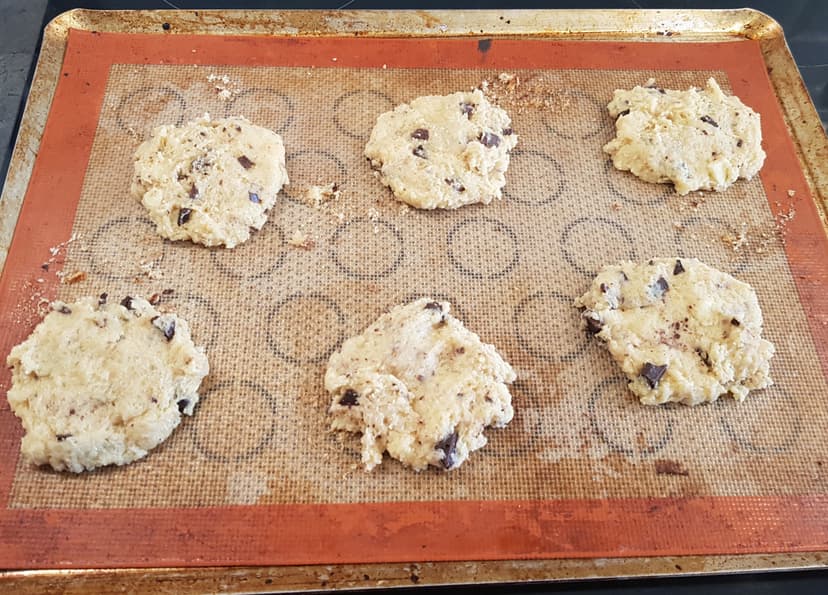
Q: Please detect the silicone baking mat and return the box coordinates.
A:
[0,30,827,569]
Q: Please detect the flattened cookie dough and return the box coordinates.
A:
[326,298,516,471]
[575,258,774,406]
[6,296,209,472]
[604,78,765,195]
[131,115,288,248]
[365,89,518,209]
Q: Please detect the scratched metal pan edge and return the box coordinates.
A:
[1,8,827,592]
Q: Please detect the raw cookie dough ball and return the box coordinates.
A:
[574,258,774,406]
[6,295,209,472]
[603,78,765,195]
[365,89,518,209]
[325,298,516,471]
[131,115,289,248]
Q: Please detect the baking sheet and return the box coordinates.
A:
[2,8,828,588]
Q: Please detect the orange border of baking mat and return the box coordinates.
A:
[1,31,827,569]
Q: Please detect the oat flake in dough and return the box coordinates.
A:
[603,78,765,195]
[325,298,516,471]
[365,89,518,209]
[131,115,288,248]
[6,296,209,472]
[575,258,774,406]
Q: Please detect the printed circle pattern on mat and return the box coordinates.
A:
[605,159,673,206]
[447,216,519,280]
[89,216,167,281]
[210,221,286,280]
[333,89,395,140]
[503,149,566,205]
[561,216,636,278]
[164,292,222,348]
[329,217,404,280]
[116,86,186,135]
[284,149,348,204]
[588,376,675,457]
[192,379,278,463]
[543,90,609,141]
[225,88,295,135]
[514,291,589,363]
[266,293,346,365]
[718,387,802,455]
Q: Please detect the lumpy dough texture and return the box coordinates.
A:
[575,258,775,406]
[6,296,209,472]
[325,298,516,471]
[603,78,765,195]
[364,89,518,209]
[131,115,288,248]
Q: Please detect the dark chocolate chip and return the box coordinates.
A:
[621,271,629,281]
[69,408,75,415]
[162,288,174,295]
[412,145,427,159]
[444,178,466,192]
[98,292,108,306]
[161,22,171,31]
[700,115,719,127]
[502,127,514,136]
[148,293,161,305]
[248,192,260,204]
[178,208,193,226]
[237,155,255,169]
[460,102,475,118]
[120,296,134,310]
[617,109,631,118]
[640,362,668,388]
[731,318,741,326]
[55,433,72,441]
[658,88,666,94]
[435,430,459,469]
[599,283,608,293]
[339,389,359,407]
[41,263,49,271]
[653,276,670,298]
[57,305,72,315]
[411,128,429,140]
[424,301,443,312]
[177,399,190,413]
[585,315,603,334]
[152,316,176,341]
[479,131,501,148]
[673,260,685,275]
[736,139,743,148]
[188,184,199,199]
[695,348,712,368]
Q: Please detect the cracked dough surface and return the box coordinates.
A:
[131,115,288,248]
[6,296,209,472]
[603,78,765,195]
[325,298,516,471]
[575,258,774,406]
[365,89,518,209]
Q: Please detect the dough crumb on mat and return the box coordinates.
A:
[325,298,516,471]
[6,295,209,472]
[575,258,774,406]
[131,115,288,248]
[603,78,765,195]
[365,89,518,209]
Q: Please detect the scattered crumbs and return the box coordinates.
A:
[304,183,342,209]
[331,57,338,62]
[480,72,565,113]
[36,278,45,284]
[62,271,87,285]
[365,282,382,294]
[207,73,241,101]
[724,223,749,253]
[787,189,796,198]
[137,257,163,280]
[287,229,315,250]
[382,64,387,69]
[610,201,622,211]
[655,459,689,476]
[366,207,381,234]
[672,221,685,230]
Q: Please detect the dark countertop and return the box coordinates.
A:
[0,2,827,593]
